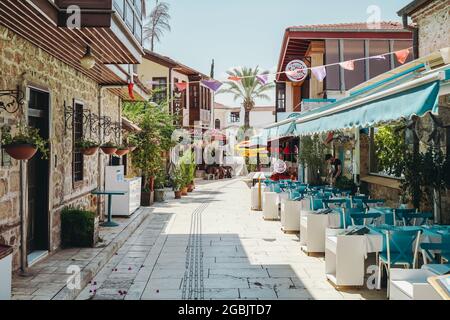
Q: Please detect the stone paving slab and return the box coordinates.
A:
[12,207,151,300]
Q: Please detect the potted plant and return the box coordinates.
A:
[171,167,183,199]
[115,145,130,157]
[1,124,48,160]
[154,169,166,202]
[100,141,118,155]
[76,139,99,156]
[61,207,99,248]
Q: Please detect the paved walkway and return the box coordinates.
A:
[77,179,384,300]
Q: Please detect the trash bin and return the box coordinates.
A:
[0,245,13,300]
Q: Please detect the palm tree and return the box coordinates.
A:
[143,0,171,51]
[218,67,274,129]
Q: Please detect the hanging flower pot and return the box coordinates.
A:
[100,142,118,155]
[76,139,99,157]
[115,147,130,157]
[3,143,37,160]
[1,124,48,161]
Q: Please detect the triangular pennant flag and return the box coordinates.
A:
[256,74,269,85]
[228,76,241,82]
[201,79,223,92]
[128,83,135,100]
[372,55,386,60]
[340,60,355,71]
[175,82,187,92]
[311,66,327,82]
[395,49,410,64]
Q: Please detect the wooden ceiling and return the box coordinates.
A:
[0,0,139,85]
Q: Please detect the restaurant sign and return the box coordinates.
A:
[285,60,308,82]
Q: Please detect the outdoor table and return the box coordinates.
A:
[91,189,127,227]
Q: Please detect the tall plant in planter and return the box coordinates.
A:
[299,135,328,185]
[123,101,175,205]
[179,151,196,193]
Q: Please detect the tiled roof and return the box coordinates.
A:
[287,21,408,32]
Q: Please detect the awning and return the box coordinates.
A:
[264,113,302,141]
[294,66,449,136]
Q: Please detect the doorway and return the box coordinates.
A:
[26,88,50,263]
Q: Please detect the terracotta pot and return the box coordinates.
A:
[181,187,188,196]
[174,191,182,199]
[141,191,154,207]
[115,149,130,157]
[187,184,194,193]
[100,146,118,155]
[154,189,166,202]
[3,144,37,160]
[81,146,99,156]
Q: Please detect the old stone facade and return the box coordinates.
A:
[0,25,122,270]
[410,0,450,56]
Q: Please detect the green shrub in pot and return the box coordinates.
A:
[61,208,98,248]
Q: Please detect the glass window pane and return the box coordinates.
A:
[325,40,340,91]
[343,40,365,90]
[369,40,391,78]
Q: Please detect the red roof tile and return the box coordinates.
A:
[287,21,408,32]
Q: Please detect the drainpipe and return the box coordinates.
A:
[402,14,419,59]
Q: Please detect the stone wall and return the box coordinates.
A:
[411,0,450,56]
[0,25,122,270]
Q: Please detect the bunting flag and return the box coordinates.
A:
[311,66,327,82]
[395,49,410,65]
[175,82,188,92]
[372,55,386,60]
[340,60,355,71]
[128,83,135,100]
[256,74,269,85]
[228,76,241,82]
[201,79,223,92]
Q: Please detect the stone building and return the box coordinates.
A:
[0,1,148,271]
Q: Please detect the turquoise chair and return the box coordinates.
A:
[393,208,417,226]
[377,227,422,297]
[311,196,329,211]
[352,198,366,210]
[421,240,450,264]
[350,212,382,227]
[322,199,348,209]
[402,212,434,226]
[272,184,282,194]
[364,199,386,209]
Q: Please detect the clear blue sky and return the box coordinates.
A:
[146,0,412,106]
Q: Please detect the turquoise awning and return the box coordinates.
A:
[294,67,448,136]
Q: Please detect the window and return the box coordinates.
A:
[325,39,340,91]
[189,83,199,109]
[215,119,221,129]
[276,83,286,112]
[114,0,124,16]
[125,1,134,31]
[369,40,391,78]
[72,102,84,184]
[152,77,167,104]
[343,40,366,90]
[230,112,240,123]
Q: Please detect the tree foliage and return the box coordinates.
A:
[374,124,407,177]
[144,0,171,51]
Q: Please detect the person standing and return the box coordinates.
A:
[325,154,342,186]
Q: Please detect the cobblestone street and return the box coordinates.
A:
[76,179,384,300]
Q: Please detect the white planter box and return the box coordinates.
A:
[251,185,266,211]
[325,233,367,287]
[105,166,142,216]
[389,268,443,300]
[281,199,301,233]
[300,212,330,253]
[263,192,279,220]
[0,245,12,300]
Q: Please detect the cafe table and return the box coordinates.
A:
[368,207,395,225]
[91,189,127,227]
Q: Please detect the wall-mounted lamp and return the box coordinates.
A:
[80,45,96,70]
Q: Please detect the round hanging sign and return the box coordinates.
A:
[285,60,308,82]
[273,159,287,174]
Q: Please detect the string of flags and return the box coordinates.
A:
[143,47,413,94]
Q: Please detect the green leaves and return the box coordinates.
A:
[374,124,407,177]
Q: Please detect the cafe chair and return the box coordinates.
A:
[364,199,386,209]
[377,228,422,298]
[393,208,417,226]
[351,212,382,227]
[421,240,450,265]
[402,212,434,226]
